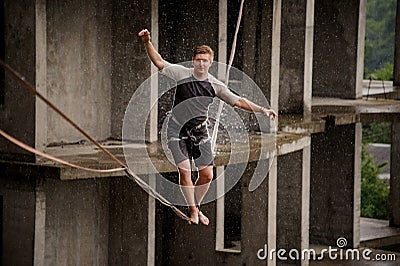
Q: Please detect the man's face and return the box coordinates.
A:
[192,53,212,77]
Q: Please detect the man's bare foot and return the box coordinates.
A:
[198,210,209,226]
[189,209,199,225]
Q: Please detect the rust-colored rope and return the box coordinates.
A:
[0,129,125,173]
[0,59,191,222]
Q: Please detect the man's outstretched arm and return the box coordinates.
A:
[138,29,164,70]
[234,98,278,120]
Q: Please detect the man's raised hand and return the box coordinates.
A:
[138,29,151,43]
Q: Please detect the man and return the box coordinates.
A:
[139,29,277,225]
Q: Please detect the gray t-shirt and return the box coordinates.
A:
[161,60,241,128]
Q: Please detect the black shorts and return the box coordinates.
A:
[166,117,214,167]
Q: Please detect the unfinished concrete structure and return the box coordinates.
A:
[0,0,399,265]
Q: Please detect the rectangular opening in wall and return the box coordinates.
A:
[0,0,5,106]
[224,176,241,251]
[216,166,241,253]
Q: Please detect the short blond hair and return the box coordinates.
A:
[193,45,214,62]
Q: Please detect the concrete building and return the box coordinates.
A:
[0,0,399,265]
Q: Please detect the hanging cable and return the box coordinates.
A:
[211,0,245,152]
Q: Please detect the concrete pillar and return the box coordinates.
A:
[218,0,227,80]
[268,159,278,266]
[302,146,311,266]
[310,123,361,248]
[304,0,314,117]
[147,0,158,143]
[390,121,400,226]
[35,0,47,153]
[34,187,46,266]
[147,174,156,266]
[394,0,400,86]
[312,0,366,99]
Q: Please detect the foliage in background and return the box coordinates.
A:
[365,62,394,81]
[361,145,389,220]
[362,122,392,144]
[364,0,396,79]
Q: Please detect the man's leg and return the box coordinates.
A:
[177,159,199,224]
[194,165,213,225]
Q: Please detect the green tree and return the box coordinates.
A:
[365,0,396,75]
[361,146,389,220]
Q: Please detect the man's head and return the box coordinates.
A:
[192,45,214,62]
[192,45,214,79]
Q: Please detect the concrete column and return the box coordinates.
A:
[302,145,311,266]
[147,0,158,143]
[394,0,400,86]
[310,123,361,248]
[312,0,365,99]
[147,174,156,265]
[270,0,281,113]
[35,0,47,153]
[218,0,227,80]
[268,159,278,266]
[304,0,314,118]
[356,0,367,99]
[390,121,400,226]
[34,187,46,266]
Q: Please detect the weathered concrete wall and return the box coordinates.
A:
[310,124,359,247]
[0,0,36,161]
[0,175,35,266]
[108,177,149,265]
[43,178,110,265]
[46,0,112,144]
[277,150,303,265]
[312,0,361,99]
[279,0,306,114]
[110,0,152,139]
